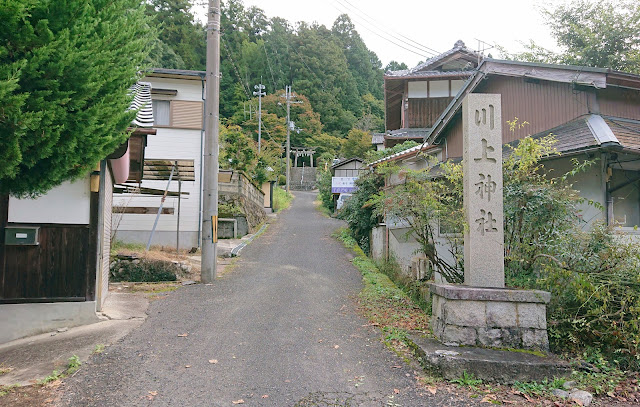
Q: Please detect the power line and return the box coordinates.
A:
[336,0,440,56]
[329,0,435,59]
[221,36,251,99]
[262,41,278,92]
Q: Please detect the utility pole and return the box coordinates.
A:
[282,85,302,193]
[201,0,220,284]
[253,83,265,153]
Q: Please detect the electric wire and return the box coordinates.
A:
[329,0,434,59]
[336,0,441,56]
[262,41,278,92]
[221,36,251,99]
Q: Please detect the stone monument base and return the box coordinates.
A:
[430,283,550,351]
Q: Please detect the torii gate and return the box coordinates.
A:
[291,147,316,168]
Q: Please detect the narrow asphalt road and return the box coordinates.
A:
[60,191,473,406]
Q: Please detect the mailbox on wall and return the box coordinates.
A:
[5,227,40,246]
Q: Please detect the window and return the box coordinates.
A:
[408,81,428,98]
[451,80,465,96]
[429,81,449,98]
[152,100,170,126]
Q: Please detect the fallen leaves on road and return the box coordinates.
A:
[262,395,269,398]
[177,333,188,337]
[480,394,497,403]
[334,345,340,349]
[209,359,218,364]
[232,399,244,404]
[185,365,191,368]
[393,389,400,394]
[427,386,437,395]
[146,391,157,401]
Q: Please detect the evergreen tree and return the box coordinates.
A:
[507,0,640,74]
[0,0,155,197]
[145,0,206,70]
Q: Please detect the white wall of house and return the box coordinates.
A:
[8,177,91,225]
[113,76,204,249]
[544,156,606,230]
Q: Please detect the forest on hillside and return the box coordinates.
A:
[146,0,410,182]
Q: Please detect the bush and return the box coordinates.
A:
[531,224,640,369]
[339,169,384,254]
[110,259,178,282]
[316,168,335,213]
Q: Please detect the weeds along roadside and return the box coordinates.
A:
[333,226,637,403]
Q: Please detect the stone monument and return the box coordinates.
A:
[430,94,551,350]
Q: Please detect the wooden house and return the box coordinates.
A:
[372,56,640,276]
[382,40,481,148]
[0,83,153,344]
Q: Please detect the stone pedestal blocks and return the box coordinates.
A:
[430,283,550,351]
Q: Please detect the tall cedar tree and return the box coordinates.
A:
[145,0,206,70]
[0,0,155,197]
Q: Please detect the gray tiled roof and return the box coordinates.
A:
[385,128,430,139]
[372,133,385,145]
[385,40,479,77]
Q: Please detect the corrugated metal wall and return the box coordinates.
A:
[476,76,591,144]
[443,76,592,158]
[598,87,640,120]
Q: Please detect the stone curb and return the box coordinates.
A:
[405,333,572,384]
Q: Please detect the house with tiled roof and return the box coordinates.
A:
[0,83,154,343]
[381,40,481,149]
[371,52,640,277]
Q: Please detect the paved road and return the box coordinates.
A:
[60,191,472,406]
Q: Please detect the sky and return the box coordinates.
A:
[194,0,568,68]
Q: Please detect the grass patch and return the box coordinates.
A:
[314,199,332,218]
[93,344,105,354]
[451,370,483,390]
[0,384,19,397]
[37,355,82,386]
[111,240,146,255]
[334,228,429,333]
[273,187,294,212]
[570,350,627,395]
[375,257,432,315]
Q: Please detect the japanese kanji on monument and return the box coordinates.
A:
[430,93,550,351]
[462,94,504,288]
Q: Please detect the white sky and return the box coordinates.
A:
[194,0,567,68]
